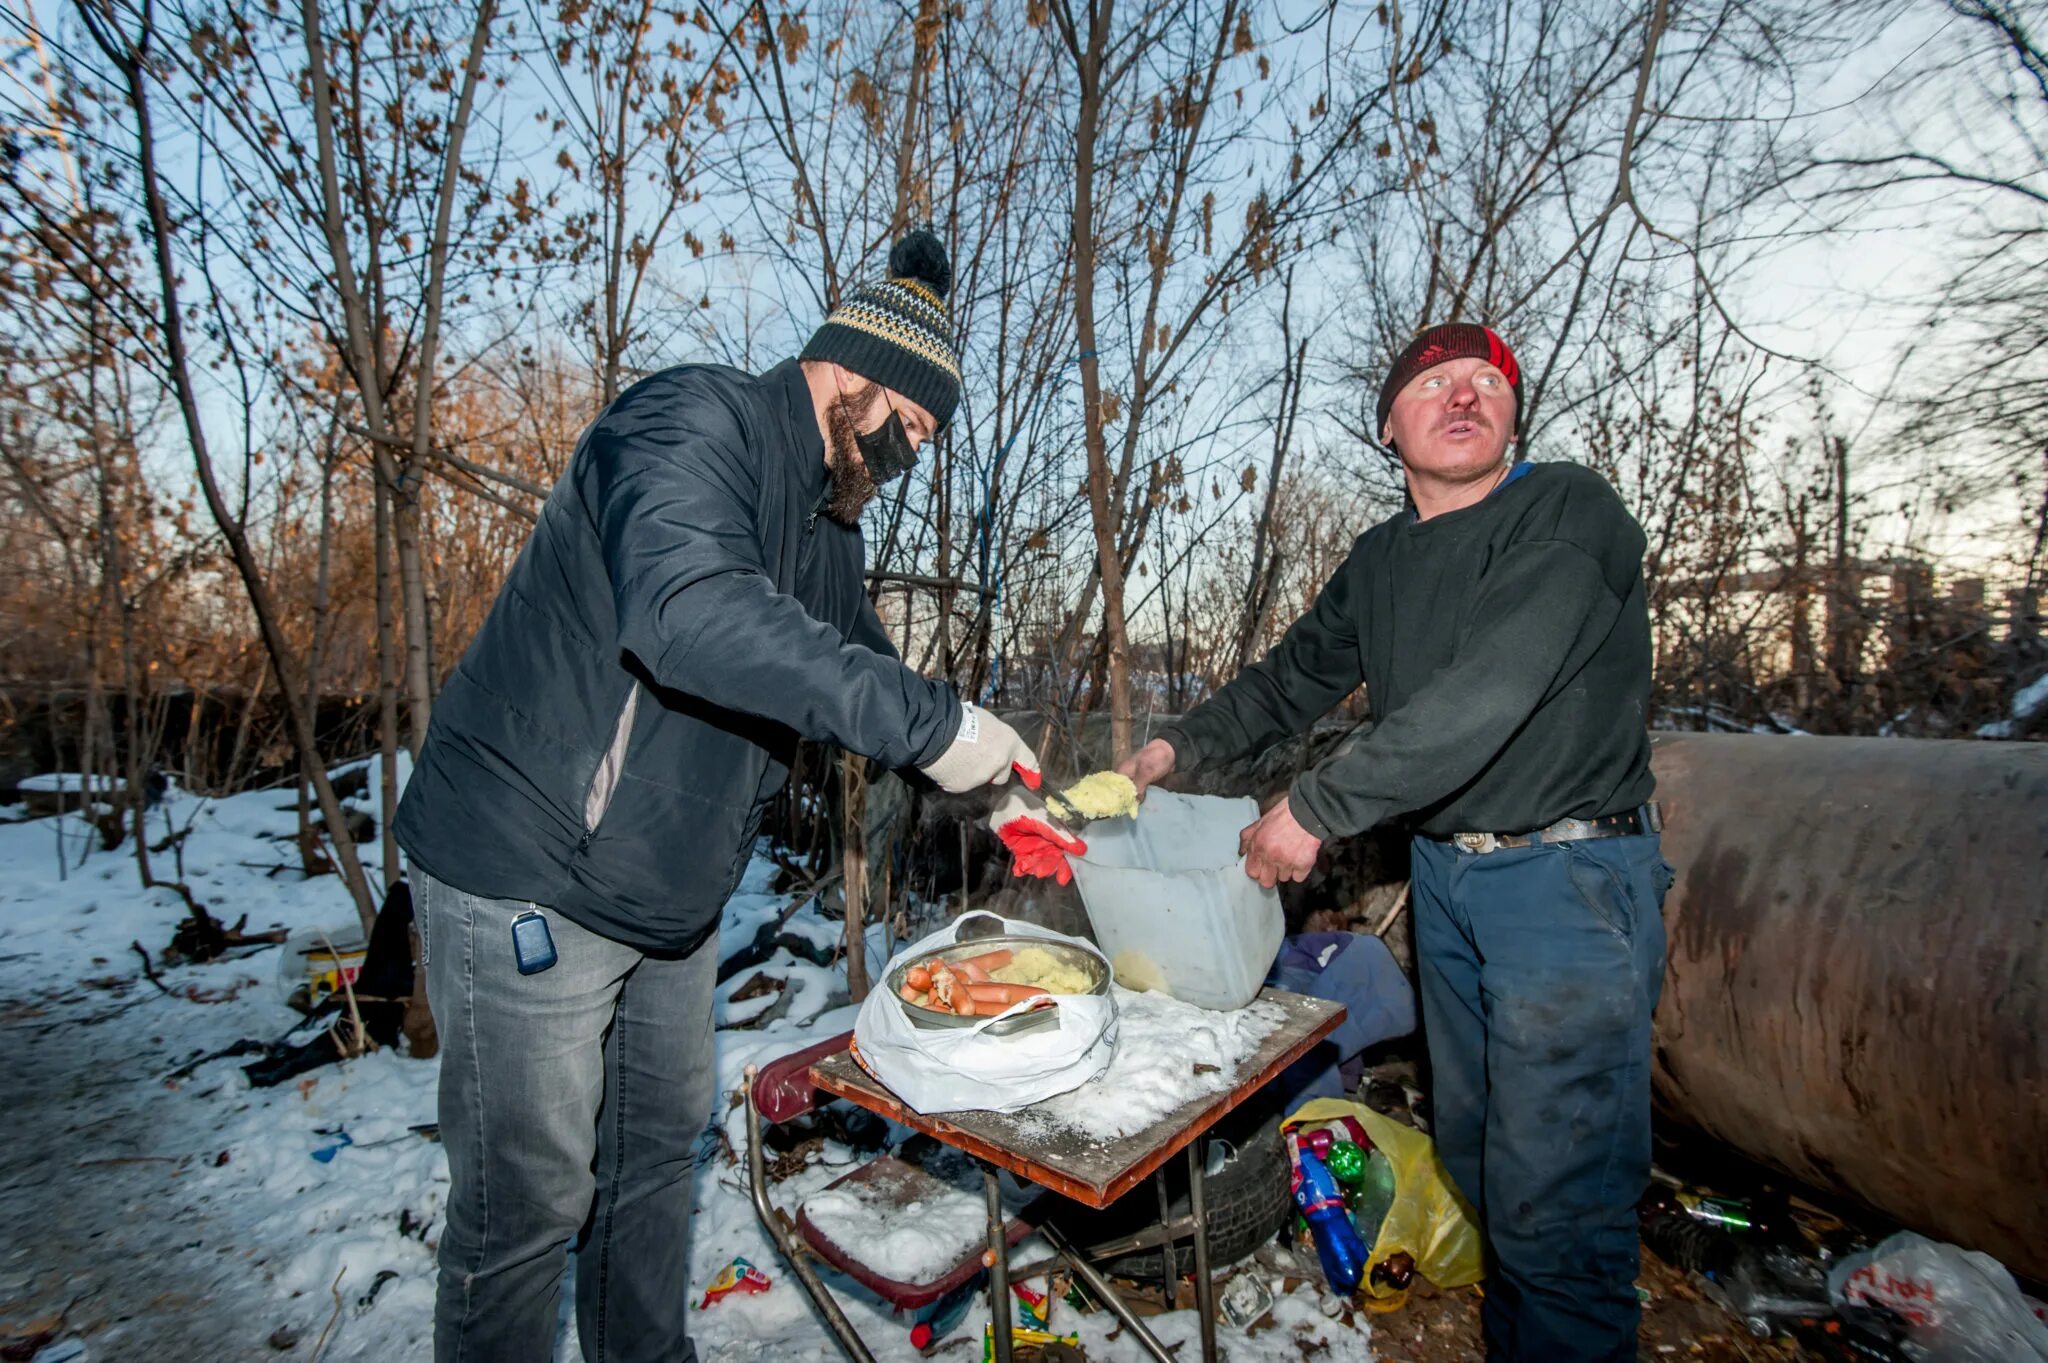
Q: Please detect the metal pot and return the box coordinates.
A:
[884,935,1110,1038]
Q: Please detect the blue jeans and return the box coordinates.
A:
[1410,832,1671,1363]
[416,870,717,1363]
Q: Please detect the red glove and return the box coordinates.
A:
[989,790,1086,885]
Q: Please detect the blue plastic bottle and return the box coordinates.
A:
[1292,1147,1369,1294]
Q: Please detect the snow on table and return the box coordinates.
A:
[1029,987,1289,1141]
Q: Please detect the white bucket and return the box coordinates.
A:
[276,923,369,1011]
[1067,790,1283,1011]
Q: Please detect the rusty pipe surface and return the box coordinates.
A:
[1648,733,2048,1281]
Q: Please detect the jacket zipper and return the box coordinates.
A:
[797,487,828,579]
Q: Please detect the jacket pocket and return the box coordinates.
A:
[582,685,641,836]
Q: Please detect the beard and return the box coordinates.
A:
[822,383,880,525]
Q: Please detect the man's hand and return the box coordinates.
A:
[920,704,1041,793]
[1115,738,1177,801]
[988,789,1087,886]
[1239,798,1321,888]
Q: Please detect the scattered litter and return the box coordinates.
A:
[1013,1280,1051,1330]
[1830,1232,2048,1362]
[982,1323,1081,1361]
[1220,1272,1275,1329]
[695,1256,772,1309]
[310,1130,353,1163]
[354,1269,400,1314]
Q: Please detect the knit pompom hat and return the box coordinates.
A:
[800,228,961,429]
[1376,322,1522,438]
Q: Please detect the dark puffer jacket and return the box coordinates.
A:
[395,360,960,955]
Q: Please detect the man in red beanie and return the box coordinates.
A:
[1119,323,1670,1362]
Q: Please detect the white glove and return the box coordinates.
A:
[919,704,1042,794]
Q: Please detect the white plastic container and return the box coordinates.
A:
[1067,790,1283,1011]
[276,923,368,1012]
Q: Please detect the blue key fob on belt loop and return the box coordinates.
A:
[510,910,558,975]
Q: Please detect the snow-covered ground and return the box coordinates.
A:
[1978,670,2048,739]
[0,768,1369,1361]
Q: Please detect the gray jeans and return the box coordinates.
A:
[417,870,717,1363]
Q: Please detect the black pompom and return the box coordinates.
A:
[888,227,952,301]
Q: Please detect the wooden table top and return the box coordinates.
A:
[810,988,1344,1209]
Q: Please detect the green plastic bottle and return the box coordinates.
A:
[1344,1148,1398,1244]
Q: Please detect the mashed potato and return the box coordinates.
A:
[989,944,1095,995]
[1054,771,1139,822]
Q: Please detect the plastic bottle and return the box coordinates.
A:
[1291,1143,1369,1294]
[1639,1189,1740,1279]
[1344,1147,1398,1244]
[1678,1190,1795,1245]
[1323,1139,1366,1185]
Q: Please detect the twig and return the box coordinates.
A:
[165,1036,269,1081]
[777,868,843,928]
[1372,883,1411,938]
[130,940,170,993]
[310,1267,346,1362]
[316,929,372,1060]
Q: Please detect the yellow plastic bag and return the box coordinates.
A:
[1286,1097,1484,1297]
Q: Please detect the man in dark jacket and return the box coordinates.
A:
[396,230,1038,1363]
[1119,324,1671,1362]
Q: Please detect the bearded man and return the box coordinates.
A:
[1120,323,1672,1362]
[396,229,1039,1363]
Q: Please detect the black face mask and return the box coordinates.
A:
[855,407,918,484]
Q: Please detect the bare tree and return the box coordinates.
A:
[531,0,730,402]
[1042,0,1415,756]
[1783,0,2048,586]
[69,0,381,930]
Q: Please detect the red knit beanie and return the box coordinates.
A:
[1376,323,1522,438]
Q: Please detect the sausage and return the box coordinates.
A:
[898,984,926,1005]
[964,982,1050,1007]
[952,949,1014,975]
[957,961,992,984]
[906,964,932,990]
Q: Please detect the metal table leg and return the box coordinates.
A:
[1189,1134,1217,1363]
[985,1161,1011,1363]
[1040,1220,1179,1363]
[741,1066,877,1363]
[1155,1167,1177,1308]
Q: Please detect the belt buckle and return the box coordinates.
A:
[1454,831,1497,855]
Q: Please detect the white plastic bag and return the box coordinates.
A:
[1828,1231,2048,1363]
[852,912,1118,1115]
[1068,790,1282,1010]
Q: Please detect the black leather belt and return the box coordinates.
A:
[1435,803,1661,855]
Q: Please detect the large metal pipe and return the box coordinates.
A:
[1648,733,2048,1281]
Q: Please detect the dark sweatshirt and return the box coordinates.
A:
[1160,462,1654,840]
